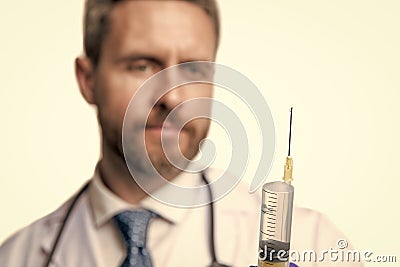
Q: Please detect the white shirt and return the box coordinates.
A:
[0,169,364,267]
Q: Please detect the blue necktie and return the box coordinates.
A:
[114,210,157,267]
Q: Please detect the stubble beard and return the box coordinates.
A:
[122,132,195,181]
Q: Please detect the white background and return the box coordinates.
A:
[1,1,399,266]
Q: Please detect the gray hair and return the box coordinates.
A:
[83,0,220,66]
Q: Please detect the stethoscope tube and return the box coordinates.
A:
[44,172,231,267]
[200,172,231,267]
[44,181,90,267]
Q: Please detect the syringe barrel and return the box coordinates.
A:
[258,181,294,265]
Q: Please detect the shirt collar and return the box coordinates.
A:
[88,168,203,228]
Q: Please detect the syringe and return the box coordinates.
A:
[258,108,295,267]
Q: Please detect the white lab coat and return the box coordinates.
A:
[0,179,364,267]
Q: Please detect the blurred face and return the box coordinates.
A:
[92,1,216,179]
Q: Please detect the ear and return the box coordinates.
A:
[75,56,96,105]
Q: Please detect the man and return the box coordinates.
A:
[0,1,364,266]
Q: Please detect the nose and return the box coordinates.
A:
[156,87,184,112]
[153,66,187,112]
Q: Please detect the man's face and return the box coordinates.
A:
[91,1,216,179]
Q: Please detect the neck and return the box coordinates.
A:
[98,141,148,205]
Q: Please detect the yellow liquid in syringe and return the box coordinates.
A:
[258,260,288,267]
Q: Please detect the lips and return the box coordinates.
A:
[145,122,183,138]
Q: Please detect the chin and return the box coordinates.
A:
[149,156,181,179]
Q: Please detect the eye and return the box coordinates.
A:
[136,65,148,72]
[180,62,213,80]
[187,64,201,74]
[127,61,150,72]
[181,63,201,76]
[125,59,161,75]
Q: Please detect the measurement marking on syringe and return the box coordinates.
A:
[265,214,276,218]
[262,210,275,214]
[260,230,275,237]
[263,214,276,219]
[260,230,270,235]
[262,211,276,217]
[262,209,276,214]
